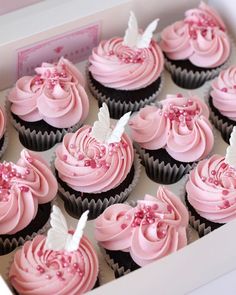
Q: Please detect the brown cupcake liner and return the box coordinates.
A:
[6,101,83,151]
[165,58,228,89]
[0,210,50,256]
[87,71,164,119]
[56,154,141,220]
[164,36,234,89]
[100,247,131,278]
[0,131,9,159]
[135,143,196,184]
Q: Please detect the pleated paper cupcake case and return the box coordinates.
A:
[87,71,164,119]
[164,37,234,89]
[134,143,196,184]
[6,100,83,151]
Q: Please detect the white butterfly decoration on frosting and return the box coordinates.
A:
[45,205,89,252]
[123,11,159,49]
[225,126,236,169]
[91,103,131,144]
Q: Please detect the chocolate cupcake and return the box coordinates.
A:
[160,2,231,89]
[8,57,89,151]
[129,93,214,184]
[95,186,188,277]
[88,11,164,119]
[54,103,140,219]
[208,65,236,143]
[0,149,57,255]
[186,127,236,237]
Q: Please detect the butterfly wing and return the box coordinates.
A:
[137,18,159,48]
[225,127,236,168]
[66,210,89,252]
[91,103,112,143]
[107,111,131,144]
[123,11,139,48]
[45,205,69,251]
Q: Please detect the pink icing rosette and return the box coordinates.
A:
[160,2,230,68]
[0,149,57,235]
[186,154,236,223]
[129,94,214,162]
[89,38,164,90]
[211,66,236,120]
[8,57,89,128]
[9,235,98,295]
[55,125,134,194]
[95,186,188,267]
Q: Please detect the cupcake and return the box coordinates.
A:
[129,93,214,184]
[95,186,188,277]
[0,105,8,158]
[160,1,231,89]
[208,65,236,143]
[186,127,236,237]
[0,149,57,255]
[8,57,89,151]
[9,206,99,294]
[54,103,140,219]
[88,11,164,119]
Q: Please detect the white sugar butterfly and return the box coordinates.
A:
[45,205,89,252]
[123,11,159,49]
[225,126,236,169]
[91,103,131,144]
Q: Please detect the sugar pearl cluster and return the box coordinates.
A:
[121,203,174,240]
[32,63,68,89]
[161,97,200,127]
[63,139,128,173]
[201,162,236,209]
[0,162,31,202]
[185,12,222,40]
[35,249,84,280]
[108,49,145,64]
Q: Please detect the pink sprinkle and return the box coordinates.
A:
[62,155,67,161]
[121,223,127,230]
[222,189,229,196]
[177,93,183,98]
[39,268,45,274]
[211,170,216,176]
[37,250,43,257]
[201,176,207,182]
[214,180,219,186]
[167,205,173,213]
[56,271,62,277]
[157,230,166,239]
[233,85,236,89]
[78,153,84,160]
[70,144,75,149]
[73,263,79,269]
[46,275,51,280]
[221,163,227,169]
[27,157,33,163]
[90,159,97,169]
[221,87,228,92]
[208,177,213,183]
[152,204,158,210]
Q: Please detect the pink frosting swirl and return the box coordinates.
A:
[211,66,236,120]
[8,57,89,128]
[95,186,188,267]
[9,235,98,295]
[89,38,164,90]
[160,2,230,68]
[0,106,6,140]
[186,154,236,223]
[55,125,134,193]
[0,149,57,235]
[129,94,214,162]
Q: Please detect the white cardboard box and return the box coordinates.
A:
[0,1,236,294]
